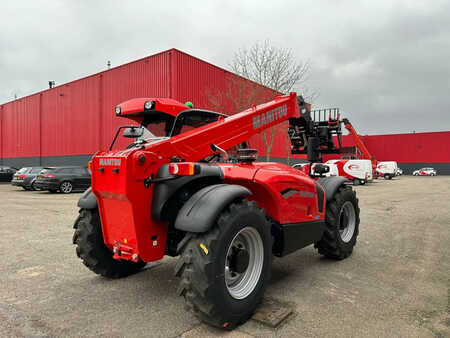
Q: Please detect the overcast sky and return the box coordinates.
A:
[1,1,449,134]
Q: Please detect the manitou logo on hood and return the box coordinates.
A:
[348,164,360,170]
[253,105,287,130]
[99,158,121,166]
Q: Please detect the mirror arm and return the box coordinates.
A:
[210,144,229,162]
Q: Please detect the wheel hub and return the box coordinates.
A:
[229,247,250,274]
[225,227,264,300]
[338,201,356,243]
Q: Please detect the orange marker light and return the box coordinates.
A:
[168,163,200,176]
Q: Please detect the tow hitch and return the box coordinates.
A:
[113,241,139,262]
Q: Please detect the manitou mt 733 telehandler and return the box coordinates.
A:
[73,93,360,329]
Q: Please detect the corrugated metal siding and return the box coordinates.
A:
[41,77,101,156]
[1,95,40,158]
[101,52,171,150]
[323,132,450,163]
[171,49,283,159]
[362,132,450,163]
[1,51,172,161]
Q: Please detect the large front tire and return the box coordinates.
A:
[73,209,145,278]
[315,185,360,260]
[175,199,272,330]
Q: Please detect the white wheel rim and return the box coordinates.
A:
[61,182,72,193]
[225,227,264,300]
[339,201,356,243]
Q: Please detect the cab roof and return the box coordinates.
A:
[116,98,188,118]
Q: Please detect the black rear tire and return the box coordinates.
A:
[315,185,360,260]
[175,199,272,330]
[73,208,146,278]
[353,178,361,186]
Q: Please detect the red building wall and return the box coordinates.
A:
[0,49,278,167]
[361,132,450,163]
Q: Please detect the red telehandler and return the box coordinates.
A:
[73,93,360,329]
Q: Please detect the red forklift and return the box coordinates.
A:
[73,93,360,329]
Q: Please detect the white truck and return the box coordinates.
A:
[376,161,398,180]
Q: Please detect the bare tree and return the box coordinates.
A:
[229,40,314,161]
[230,40,310,95]
[206,76,270,115]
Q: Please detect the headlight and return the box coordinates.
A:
[115,106,121,115]
[144,101,154,110]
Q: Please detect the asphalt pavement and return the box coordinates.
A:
[0,176,448,337]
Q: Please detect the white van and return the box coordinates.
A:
[376,161,398,180]
[358,160,373,182]
[326,159,372,185]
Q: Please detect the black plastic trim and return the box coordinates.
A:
[77,187,97,209]
[317,176,348,201]
[174,184,251,233]
[272,220,326,257]
[315,182,325,212]
[151,163,224,222]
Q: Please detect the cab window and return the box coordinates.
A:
[170,110,225,137]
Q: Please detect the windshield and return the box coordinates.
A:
[141,112,175,137]
[138,110,225,141]
[170,110,224,137]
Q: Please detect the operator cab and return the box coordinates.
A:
[112,98,227,149]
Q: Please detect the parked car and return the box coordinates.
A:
[413,167,437,176]
[0,166,18,182]
[11,167,44,190]
[35,166,91,193]
[376,161,398,180]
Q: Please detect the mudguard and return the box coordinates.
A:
[174,184,251,233]
[317,176,348,201]
[77,187,97,209]
[152,164,223,222]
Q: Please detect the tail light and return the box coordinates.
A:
[18,174,27,179]
[44,174,56,178]
[168,163,200,176]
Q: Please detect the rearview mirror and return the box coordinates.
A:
[123,126,144,138]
